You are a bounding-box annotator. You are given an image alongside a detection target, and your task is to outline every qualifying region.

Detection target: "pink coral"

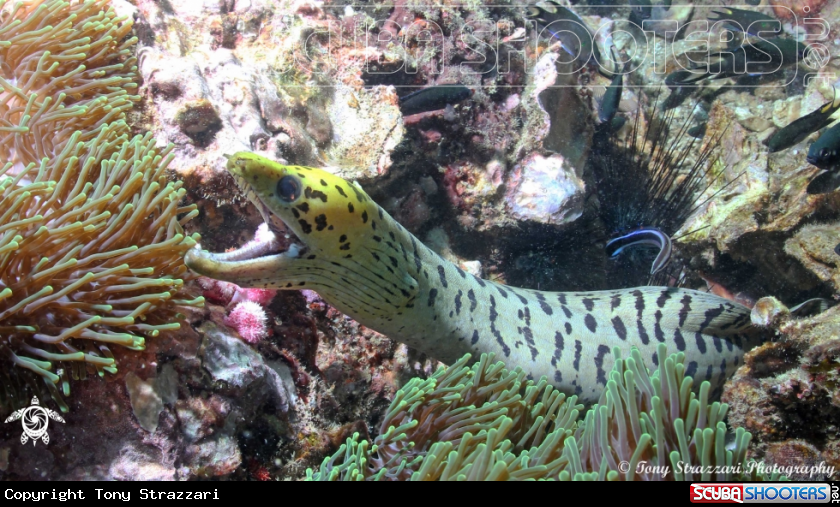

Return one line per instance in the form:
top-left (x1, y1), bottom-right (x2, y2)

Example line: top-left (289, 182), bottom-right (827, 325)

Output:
top-left (224, 301), bottom-right (269, 343)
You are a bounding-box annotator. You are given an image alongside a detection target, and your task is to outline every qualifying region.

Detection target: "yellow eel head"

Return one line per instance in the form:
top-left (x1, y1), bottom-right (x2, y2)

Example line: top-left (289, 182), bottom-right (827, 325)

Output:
top-left (185, 152), bottom-right (418, 311)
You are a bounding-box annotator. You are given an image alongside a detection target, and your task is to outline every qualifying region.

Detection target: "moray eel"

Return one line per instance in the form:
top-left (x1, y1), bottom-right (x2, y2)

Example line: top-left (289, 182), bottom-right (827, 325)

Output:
top-left (185, 153), bottom-right (761, 403)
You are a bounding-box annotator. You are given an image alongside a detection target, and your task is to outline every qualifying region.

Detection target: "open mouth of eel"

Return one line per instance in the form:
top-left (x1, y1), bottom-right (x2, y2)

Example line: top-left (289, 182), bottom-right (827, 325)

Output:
top-left (185, 176), bottom-right (307, 273)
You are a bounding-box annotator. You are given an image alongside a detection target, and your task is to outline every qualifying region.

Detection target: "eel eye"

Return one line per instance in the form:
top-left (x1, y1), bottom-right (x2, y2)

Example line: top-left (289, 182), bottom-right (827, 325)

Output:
top-left (276, 175), bottom-right (301, 202)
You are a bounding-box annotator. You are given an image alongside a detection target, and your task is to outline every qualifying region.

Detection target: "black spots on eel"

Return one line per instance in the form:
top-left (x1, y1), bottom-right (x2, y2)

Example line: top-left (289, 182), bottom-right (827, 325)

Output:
top-left (335, 185), bottom-right (348, 198)
top-left (594, 345), bottom-right (611, 386)
top-left (471, 330), bottom-right (479, 345)
top-left (632, 289), bottom-right (645, 317)
top-left (535, 292), bottom-right (552, 316)
top-left (565, 322), bottom-right (572, 335)
top-left (582, 298), bottom-right (595, 311)
top-left (489, 295), bottom-right (498, 322)
top-left (552, 331), bottom-right (564, 367)
top-left (298, 219), bottom-right (313, 234)
top-left (573, 340), bottom-right (582, 371)
top-left (611, 316), bottom-right (627, 340)
top-left (654, 310), bottom-right (665, 342)
top-left (361, 210), bottom-right (368, 223)
top-left (454, 290), bottom-right (463, 315)
top-left (428, 288), bottom-right (438, 307)
top-left (314, 214), bottom-right (328, 231)
top-left (473, 274), bottom-right (486, 288)
top-left (296, 202), bottom-right (310, 213)
top-left (490, 304), bottom-right (510, 357)
top-left (339, 234), bottom-right (347, 243)
top-left (694, 333), bottom-right (706, 354)
top-left (523, 327), bottom-right (538, 361)
top-left (638, 320), bottom-right (650, 345)
top-left (351, 185), bottom-right (366, 203)
top-left (686, 360), bottom-right (698, 380)
top-left (584, 314), bottom-right (598, 333)
top-left (656, 290), bottom-right (672, 308)
top-left (304, 186), bottom-right (328, 202)
top-left (678, 294), bottom-right (693, 327)
top-left (699, 304), bottom-right (725, 333)
top-left (438, 265), bottom-right (448, 288)
top-left (674, 329), bottom-right (686, 351)
top-left (467, 290), bottom-right (477, 312)
top-left (348, 202), bottom-right (355, 213)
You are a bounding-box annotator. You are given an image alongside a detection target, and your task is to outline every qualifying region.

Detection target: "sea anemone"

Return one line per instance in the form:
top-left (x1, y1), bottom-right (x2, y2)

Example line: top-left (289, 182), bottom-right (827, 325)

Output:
top-left (306, 345), bottom-right (781, 481)
top-left (0, 0), bottom-right (139, 165)
top-left (0, 0), bottom-right (202, 414)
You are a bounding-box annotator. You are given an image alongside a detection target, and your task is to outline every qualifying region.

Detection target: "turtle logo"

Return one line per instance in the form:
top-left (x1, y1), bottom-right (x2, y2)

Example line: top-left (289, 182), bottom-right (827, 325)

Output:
top-left (4, 397), bottom-right (65, 446)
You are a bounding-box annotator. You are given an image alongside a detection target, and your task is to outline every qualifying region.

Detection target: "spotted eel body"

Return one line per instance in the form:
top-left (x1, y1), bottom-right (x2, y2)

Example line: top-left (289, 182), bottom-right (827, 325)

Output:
top-left (185, 153), bottom-right (761, 403)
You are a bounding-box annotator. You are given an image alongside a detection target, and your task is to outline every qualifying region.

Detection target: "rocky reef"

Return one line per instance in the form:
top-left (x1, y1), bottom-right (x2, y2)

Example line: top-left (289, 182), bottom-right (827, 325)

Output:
top-left (2, 0), bottom-right (840, 482)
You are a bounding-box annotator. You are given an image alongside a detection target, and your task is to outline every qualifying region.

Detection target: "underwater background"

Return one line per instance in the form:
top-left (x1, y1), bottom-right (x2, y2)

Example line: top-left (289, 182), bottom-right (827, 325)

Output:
top-left (0, 0), bottom-right (839, 481)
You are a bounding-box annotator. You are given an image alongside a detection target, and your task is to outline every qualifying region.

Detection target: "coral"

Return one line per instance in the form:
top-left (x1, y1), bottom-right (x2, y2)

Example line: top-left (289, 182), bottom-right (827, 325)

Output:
top-left (307, 345), bottom-right (779, 481)
top-left (0, 0), bottom-right (202, 414)
top-left (724, 303), bottom-right (840, 481)
top-left (0, 0), bottom-right (140, 165)
top-left (224, 301), bottom-right (269, 344)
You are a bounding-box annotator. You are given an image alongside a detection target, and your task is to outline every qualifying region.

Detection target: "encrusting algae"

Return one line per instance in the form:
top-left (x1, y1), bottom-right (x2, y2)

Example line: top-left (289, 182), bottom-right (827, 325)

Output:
top-left (0, 0), bottom-right (202, 414)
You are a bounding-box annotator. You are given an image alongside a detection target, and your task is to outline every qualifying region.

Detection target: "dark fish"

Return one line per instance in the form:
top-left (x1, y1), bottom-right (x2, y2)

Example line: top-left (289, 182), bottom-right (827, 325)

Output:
top-left (807, 122), bottom-right (840, 169)
top-left (673, 37), bottom-right (807, 85)
top-left (789, 298), bottom-right (835, 317)
top-left (665, 68), bottom-right (707, 87)
top-left (598, 53), bottom-right (627, 126)
top-left (835, 242), bottom-right (840, 255)
top-left (605, 227), bottom-right (673, 275)
top-left (398, 85), bottom-right (472, 116)
top-left (708, 8), bottom-right (782, 37)
top-left (707, 37), bottom-right (806, 80)
top-left (687, 122), bottom-right (707, 139)
top-left (527, 1), bottom-right (610, 75)
top-left (629, 0), bottom-right (652, 25)
top-left (766, 95), bottom-right (840, 152)
top-left (806, 170), bottom-right (840, 194)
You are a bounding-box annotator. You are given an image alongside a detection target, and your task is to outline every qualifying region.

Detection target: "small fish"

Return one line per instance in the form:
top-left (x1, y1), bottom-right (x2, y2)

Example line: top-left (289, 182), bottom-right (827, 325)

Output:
top-left (835, 242), bottom-right (840, 256)
top-left (398, 85), bottom-right (472, 116)
top-left (597, 51), bottom-right (627, 127)
top-left (527, 1), bottom-right (611, 75)
top-left (789, 298), bottom-right (835, 317)
top-left (687, 122), bottom-right (707, 139)
top-left (629, 0), bottom-right (652, 25)
top-left (702, 37), bottom-right (806, 81)
top-left (766, 94), bottom-right (840, 152)
top-left (708, 8), bottom-right (782, 37)
top-left (665, 68), bottom-right (707, 87)
top-left (807, 122), bottom-right (840, 169)
top-left (605, 227), bottom-right (673, 275)
top-left (806, 170), bottom-right (840, 194)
